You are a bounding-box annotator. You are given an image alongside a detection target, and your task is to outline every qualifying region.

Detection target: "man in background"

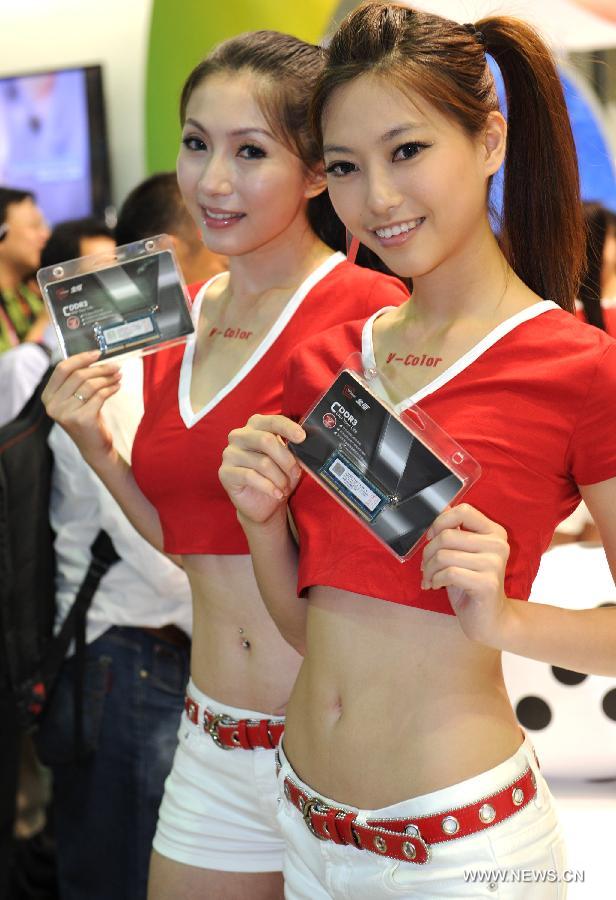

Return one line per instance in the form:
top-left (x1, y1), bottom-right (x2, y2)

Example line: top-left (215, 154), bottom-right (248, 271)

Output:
top-left (33, 174), bottom-right (223, 900)
top-left (114, 171), bottom-right (226, 282)
top-left (0, 188), bottom-right (50, 354)
top-left (40, 217), bottom-right (115, 270)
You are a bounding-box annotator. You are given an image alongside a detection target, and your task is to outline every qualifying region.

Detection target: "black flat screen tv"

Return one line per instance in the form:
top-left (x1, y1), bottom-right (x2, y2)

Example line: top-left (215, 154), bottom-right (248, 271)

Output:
top-left (0, 64), bottom-right (112, 225)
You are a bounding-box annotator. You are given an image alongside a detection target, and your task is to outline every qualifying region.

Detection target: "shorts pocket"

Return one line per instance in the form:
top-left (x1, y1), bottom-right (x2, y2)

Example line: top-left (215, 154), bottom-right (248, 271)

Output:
top-left (34, 654), bottom-right (111, 765)
top-left (381, 837), bottom-right (501, 898)
top-left (485, 800), bottom-right (566, 898)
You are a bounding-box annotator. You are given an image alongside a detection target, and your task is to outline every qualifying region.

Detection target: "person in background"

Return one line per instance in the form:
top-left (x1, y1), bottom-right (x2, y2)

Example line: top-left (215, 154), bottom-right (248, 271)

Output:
top-left (0, 187), bottom-right (50, 354)
top-left (603, 210), bottom-right (616, 299)
top-left (34, 199), bottom-right (197, 900)
top-left (114, 171), bottom-right (227, 283)
top-left (576, 201), bottom-right (616, 336)
top-left (0, 341), bottom-right (56, 900)
top-left (40, 217), bottom-right (115, 270)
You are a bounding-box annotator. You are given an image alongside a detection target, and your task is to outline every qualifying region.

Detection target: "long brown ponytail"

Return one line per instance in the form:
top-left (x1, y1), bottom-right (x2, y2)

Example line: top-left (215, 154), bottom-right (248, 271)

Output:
top-left (478, 16), bottom-right (583, 311)
top-left (311, 2), bottom-right (584, 311)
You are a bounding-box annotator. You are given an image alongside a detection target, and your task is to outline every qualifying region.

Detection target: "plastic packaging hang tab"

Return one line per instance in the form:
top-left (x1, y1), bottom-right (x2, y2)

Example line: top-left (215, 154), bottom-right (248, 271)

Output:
top-left (288, 352), bottom-right (481, 562)
top-left (37, 233), bottom-right (194, 361)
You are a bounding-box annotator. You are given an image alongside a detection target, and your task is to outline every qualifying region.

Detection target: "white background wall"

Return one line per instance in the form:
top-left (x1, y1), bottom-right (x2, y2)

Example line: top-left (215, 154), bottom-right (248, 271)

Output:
top-left (0, 0), bottom-right (153, 211)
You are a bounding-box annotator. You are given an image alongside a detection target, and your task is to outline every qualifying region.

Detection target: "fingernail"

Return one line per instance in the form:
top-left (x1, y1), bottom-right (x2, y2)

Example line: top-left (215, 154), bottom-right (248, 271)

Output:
top-left (426, 527), bottom-right (434, 540)
top-left (292, 466), bottom-right (301, 480)
top-left (274, 489), bottom-right (284, 500)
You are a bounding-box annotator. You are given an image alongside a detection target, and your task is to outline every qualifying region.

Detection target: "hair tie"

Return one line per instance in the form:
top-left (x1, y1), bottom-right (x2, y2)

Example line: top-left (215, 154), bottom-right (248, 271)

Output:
top-left (463, 22), bottom-right (486, 46)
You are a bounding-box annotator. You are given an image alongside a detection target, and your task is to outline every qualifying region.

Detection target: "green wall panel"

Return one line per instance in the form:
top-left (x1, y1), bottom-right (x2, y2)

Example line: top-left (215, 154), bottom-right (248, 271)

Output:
top-left (146, 0), bottom-right (337, 173)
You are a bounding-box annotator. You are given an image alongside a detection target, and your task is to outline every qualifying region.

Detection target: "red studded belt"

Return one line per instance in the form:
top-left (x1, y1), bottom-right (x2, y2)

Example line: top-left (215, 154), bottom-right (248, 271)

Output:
top-left (283, 766), bottom-right (537, 864)
top-left (184, 695), bottom-right (284, 750)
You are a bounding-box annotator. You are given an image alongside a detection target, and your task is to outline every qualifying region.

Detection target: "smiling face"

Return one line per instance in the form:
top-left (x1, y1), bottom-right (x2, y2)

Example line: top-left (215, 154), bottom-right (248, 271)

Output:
top-left (322, 74), bottom-right (504, 280)
top-left (177, 71), bottom-right (322, 261)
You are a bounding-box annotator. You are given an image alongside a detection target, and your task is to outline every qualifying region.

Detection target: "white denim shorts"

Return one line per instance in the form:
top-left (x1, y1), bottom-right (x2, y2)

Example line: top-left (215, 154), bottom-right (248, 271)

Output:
top-left (276, 736), bottom-right (568, 899)
top-left (152, 679), bottom-right (284, 872)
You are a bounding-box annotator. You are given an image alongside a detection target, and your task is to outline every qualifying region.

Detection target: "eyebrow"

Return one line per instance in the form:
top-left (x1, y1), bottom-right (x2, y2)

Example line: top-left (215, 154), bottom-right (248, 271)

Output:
top-left (323, 123), bottom-right (422, 155)
top-left (183, 118), bottom-right (274, 139)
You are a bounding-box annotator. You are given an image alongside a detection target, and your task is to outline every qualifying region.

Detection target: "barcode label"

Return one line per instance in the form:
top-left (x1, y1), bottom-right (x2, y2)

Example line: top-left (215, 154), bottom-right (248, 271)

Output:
top-left (327, 457), bottom-right (381, 512)
top-left (103, 317), bottom-right (154, 345)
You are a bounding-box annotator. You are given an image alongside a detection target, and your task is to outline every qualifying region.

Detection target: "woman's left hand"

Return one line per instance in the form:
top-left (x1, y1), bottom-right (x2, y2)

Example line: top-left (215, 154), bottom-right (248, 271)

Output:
top-left (421, 503), bottom-right (513, 646)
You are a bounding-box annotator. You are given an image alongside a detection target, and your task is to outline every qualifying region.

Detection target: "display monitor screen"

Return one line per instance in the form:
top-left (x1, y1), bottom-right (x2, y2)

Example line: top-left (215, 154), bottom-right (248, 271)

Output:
top-left (0, 65), bottom-right (111, 225)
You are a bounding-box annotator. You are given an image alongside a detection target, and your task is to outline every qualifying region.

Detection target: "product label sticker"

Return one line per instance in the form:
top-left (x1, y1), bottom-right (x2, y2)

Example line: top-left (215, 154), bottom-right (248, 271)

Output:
top-left (97, 313), bottom-right (159, 352)
top-left (319, 451), bottom-right (390, 521)
top-left (290, 369), bottom-right (465, 559)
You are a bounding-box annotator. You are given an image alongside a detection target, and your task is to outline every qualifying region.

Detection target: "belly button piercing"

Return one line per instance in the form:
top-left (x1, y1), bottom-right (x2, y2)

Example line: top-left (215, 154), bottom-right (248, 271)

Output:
top-left (239, 627), bottom-right (251, 650)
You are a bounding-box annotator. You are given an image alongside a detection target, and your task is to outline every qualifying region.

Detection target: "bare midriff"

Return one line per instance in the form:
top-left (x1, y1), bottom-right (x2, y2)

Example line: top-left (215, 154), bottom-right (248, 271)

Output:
top-left (283, 585), bottom-right (522, 809)
top-left (182, 553), bottom-right (301, 716)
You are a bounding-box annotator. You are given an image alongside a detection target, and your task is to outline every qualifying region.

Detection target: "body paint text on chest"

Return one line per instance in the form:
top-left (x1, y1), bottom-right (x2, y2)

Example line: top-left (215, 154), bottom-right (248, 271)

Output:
top-left (209, 326), bottom-right (254, 340)
top-left (385, 352), bottom-right (443, 368)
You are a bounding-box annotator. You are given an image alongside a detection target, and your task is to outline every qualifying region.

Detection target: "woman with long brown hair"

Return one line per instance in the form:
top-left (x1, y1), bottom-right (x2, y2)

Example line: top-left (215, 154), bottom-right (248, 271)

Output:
top-left (221, 4), bottom-right (616, 896)
top-left (41, 29), bottom-right (406, 900)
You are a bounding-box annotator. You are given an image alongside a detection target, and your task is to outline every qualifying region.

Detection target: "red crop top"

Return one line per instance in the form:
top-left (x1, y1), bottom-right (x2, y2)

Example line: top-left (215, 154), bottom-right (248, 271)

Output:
top-left (131, 253), bottom-right (408, 554)
top-left (284, 303), bottom-right (616, 615)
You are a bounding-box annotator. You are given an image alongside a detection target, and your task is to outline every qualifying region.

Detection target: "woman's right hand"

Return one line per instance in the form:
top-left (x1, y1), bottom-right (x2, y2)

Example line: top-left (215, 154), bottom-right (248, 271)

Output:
top-left (220, 414), bottom-right (305, 525)
top-left (41, 350), bottom-right (122, 464)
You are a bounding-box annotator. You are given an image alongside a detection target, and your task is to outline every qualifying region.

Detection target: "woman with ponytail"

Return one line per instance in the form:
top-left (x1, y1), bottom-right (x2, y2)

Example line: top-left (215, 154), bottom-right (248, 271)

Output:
top-left (221, 4), bottom-right (616, 896)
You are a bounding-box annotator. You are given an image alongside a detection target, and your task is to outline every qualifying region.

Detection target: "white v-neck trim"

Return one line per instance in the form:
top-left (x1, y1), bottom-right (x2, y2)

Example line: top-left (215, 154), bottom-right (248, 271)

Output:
top-left (179, 252), bottom-right (346, 428)
top-left (361, 300), bottom-right (560, 412)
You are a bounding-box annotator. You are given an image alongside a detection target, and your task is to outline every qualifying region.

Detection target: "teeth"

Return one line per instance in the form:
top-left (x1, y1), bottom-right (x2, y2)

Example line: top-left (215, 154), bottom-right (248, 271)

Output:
top-left (205, 209), bottom-right (243, 220)
top-left (375, 218), bottom-right (422, 239)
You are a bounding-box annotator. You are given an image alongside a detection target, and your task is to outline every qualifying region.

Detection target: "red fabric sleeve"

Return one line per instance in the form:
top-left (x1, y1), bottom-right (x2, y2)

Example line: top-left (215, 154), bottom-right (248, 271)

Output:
top-left (567, 341), bottom-right (616, 485)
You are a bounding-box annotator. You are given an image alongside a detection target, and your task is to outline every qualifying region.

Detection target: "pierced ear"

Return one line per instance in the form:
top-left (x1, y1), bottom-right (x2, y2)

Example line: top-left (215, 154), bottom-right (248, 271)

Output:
top-left (304, 163), bottom-right (328, 200)
top-left (483, 110), bottom-right (507, 177)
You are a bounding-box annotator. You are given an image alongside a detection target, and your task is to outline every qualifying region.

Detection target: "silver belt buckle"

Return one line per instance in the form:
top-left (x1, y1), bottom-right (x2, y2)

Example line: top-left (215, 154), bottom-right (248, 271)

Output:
top-left (302, 796), bottom-right (329, 840)
top-left (207, 713), bottom-right (237, 749)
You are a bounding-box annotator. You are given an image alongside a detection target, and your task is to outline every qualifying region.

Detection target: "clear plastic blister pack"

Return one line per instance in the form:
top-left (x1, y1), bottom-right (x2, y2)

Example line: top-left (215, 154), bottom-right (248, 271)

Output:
top-left (38, 234), bottom-right (194, 360)
top-left (288, 352), bottom-right (481, 561)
